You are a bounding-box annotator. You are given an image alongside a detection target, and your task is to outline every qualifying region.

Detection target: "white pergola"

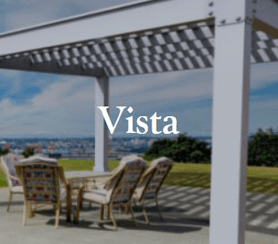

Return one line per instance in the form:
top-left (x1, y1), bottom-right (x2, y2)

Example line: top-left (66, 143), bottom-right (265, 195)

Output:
top-left (0, 0), bottom-right (278, 243)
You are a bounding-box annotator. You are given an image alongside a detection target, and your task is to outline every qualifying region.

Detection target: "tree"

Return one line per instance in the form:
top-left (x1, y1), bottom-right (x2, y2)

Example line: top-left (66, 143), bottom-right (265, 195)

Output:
top-left (22, 146), bottom-right (35, 158)
top-left (146, 127), bottom-right (278, 167)
top-left (248, 129), bottom-right (278, 167)
top-left (145, 134), bottom-right (211, 163)
top-left (0, 143), bottom-right (10, 156)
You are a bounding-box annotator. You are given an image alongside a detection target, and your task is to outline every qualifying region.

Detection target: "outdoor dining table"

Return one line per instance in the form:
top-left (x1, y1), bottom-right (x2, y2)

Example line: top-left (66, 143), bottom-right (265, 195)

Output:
top-left (65, 171), bottom-right (112, 221)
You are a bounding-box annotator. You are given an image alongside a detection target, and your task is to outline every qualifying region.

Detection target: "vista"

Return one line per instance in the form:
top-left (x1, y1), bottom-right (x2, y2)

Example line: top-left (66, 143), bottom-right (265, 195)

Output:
top-left (98, 106), bottom-right (180, 135)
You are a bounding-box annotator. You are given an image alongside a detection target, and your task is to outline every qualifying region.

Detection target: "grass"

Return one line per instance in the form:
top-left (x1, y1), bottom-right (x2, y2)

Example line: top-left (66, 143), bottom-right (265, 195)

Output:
top-left (164, 163), bottom-right (278, 193)
top-left (1, 159), bottom-right (278, 193)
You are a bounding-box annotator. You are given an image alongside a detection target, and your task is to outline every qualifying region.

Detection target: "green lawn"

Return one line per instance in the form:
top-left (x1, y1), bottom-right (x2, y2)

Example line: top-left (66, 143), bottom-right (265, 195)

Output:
top-left (1, 159), bottom-right (278, 194)
top-left (165, 163), bottom-right (278, 193)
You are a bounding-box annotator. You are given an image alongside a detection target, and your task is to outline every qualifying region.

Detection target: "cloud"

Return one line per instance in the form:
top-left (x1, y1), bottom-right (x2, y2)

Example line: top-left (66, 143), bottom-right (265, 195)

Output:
top-left (249, 96), bottom-right (278, 132)
top-left (179, 106), bottom-right (212, 136)
top-left (112, 69), bottom-right (213, 107)
top-left (0, 76), bottom-right (96, 136)
top-left (0, 0), bottom-right (278, 137)
top-left (0, 70), bottom-right (214, 137)
top-left (250, 95), bottom-right (278, 110)
top-left (0, 61), bottom-right (277, 137)
top-left (250, 62), bottom-right (278, 89)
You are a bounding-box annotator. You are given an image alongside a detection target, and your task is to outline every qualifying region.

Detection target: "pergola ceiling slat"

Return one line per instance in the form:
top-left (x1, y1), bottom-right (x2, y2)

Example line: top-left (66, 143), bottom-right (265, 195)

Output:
top-left (264, 48), bottom-right (278, 62)
top-left (251, 49), bottom-right (264, 63)
top-left (0, 20), bottom-right (277, 77)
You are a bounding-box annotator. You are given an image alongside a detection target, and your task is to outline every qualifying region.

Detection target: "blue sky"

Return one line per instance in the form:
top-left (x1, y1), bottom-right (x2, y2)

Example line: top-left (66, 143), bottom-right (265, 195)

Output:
top-left (0, 0), bottom-right (278, 138)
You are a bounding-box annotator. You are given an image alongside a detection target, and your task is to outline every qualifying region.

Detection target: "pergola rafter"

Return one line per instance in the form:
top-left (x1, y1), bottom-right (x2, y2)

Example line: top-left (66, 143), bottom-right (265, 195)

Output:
top-left (0, 18), bottom-right (278, 77)
top-left (0, 55), bottom-right (106, 77)
top-left (0, 1), bottom-right (277, 244)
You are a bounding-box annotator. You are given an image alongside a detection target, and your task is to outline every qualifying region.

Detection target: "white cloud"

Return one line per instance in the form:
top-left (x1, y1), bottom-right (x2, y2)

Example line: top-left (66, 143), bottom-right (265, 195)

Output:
top-left (1, 0), bottom-right (278, 136)
top-left (0, 62), bottom-right (278, 137)
top-left (0, 76), bottom-right (96, 136)
top-left (249, 96), bottom-right (278, 132)
top-left (0, 70), bottom-right (214, 137)
top-left (250, 62), bottom-right (278, 89)
top-left (112, 69), bottom-right (213, 107)
top-left (250, 95), bottom-right (278, 110)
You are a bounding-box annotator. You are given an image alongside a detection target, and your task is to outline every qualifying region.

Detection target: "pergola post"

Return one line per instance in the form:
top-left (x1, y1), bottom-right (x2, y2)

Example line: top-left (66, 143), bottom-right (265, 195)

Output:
top-left (94, 76), bottom-right (109, 172)
top-left (210, 1), bottom-right (252, 244)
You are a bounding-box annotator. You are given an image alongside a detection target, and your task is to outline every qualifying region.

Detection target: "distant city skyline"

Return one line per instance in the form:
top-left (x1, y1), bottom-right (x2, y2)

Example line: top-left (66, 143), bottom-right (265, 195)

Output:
top-left (0, 137), bottom-right (159, 159)
top-left (0, 0), bottom-right (277, 138)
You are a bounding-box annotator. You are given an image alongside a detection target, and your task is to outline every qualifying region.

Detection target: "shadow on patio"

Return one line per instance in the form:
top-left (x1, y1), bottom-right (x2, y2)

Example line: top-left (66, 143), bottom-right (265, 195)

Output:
top-left (1, 184), bottom-right (278, 238)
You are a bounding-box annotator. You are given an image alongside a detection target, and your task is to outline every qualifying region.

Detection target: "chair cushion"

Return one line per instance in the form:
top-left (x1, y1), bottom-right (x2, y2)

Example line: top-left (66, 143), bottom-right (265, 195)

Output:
top-left (19, 155), bottom-right (58, 165)
top-left (11, 186), bottom-right (23, 193)
top-left (83, 189), bottom-right (109, 204)
top-left (60, 186), bottom-right (67, 201)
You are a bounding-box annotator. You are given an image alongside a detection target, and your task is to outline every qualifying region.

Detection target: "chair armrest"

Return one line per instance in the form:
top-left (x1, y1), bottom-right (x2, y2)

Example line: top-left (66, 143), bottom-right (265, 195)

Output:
top-left (58, 166), bottom-right (68, 186)
top-left (94, 176), bottom-right (111, 188)
top-left (104, 172), bottom-right (119, 186)
top-left (8, 174), bottom-right (20, 181)
top-left (141, 166), bottom-right (154, 179)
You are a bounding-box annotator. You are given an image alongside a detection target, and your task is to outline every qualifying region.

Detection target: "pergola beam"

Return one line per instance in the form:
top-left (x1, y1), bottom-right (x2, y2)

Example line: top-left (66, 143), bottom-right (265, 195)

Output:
top-left (253, 18), bottom-right (278, 39)
top-left (0, 0), bottom-right (211, 57)
top-left (0, 57), bottom-right (105, 77)
top-left (254, 0), bottom-right (278, 36)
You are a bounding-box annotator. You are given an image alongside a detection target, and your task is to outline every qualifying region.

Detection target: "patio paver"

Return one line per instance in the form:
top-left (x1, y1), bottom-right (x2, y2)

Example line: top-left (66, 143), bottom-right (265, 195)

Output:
top-left (0, 186), bottom-right (278, 244)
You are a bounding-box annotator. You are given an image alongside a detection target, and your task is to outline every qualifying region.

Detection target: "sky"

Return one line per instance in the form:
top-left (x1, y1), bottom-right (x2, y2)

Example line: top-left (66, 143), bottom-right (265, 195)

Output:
top-left (0, 0), bottom-right (278, 138)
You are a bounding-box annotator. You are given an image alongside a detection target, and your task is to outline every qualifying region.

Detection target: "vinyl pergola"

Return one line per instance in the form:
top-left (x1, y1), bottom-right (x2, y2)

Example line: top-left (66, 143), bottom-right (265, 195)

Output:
top-left (0, 0), bottom-right (278, 243)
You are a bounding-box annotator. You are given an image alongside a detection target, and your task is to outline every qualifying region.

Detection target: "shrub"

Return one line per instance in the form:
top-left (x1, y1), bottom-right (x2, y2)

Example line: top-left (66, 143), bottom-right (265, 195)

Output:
top-left (0, 148), bottom-right (9, 156)
top-left (0, 144), bottom-right (10, 156)
top-left (190, 150), bottom-right (204, 163)
top-left (22, 146), bottom-right (35, 158)
top-left (145, 134), bottom-right (211, 163)
top-left (248, 128), bottom-right (278, 167)
top-left (146, 127), bottom-right (278, 167)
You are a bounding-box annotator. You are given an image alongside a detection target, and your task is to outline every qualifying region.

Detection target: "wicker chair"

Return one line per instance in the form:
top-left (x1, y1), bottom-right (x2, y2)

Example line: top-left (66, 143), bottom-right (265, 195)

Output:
top-left (132, 157), bottom-right (172, 224)
top-left (15, 162), bottom-right (70, 228)
top-left (75, 156), bottom-right (146, 230)
top-left (0, 153), bottom-right (24, 212)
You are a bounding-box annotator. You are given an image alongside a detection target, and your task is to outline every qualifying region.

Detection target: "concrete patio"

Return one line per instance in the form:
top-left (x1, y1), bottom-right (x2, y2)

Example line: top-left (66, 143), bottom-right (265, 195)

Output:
top-left (1, 185), bottom-right (278, 244)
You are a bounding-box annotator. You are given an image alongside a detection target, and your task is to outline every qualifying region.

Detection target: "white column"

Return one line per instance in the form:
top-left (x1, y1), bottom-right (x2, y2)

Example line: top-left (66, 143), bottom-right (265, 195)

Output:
top-left (209, 2), bottom-right (252, 244)
top-left (94, 76), bottom-right (109, 172)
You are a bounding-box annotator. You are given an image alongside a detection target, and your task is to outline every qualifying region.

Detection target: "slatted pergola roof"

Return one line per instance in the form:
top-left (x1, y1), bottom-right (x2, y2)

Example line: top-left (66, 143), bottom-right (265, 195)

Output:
top-left (0, 20), bottom-right (217, 76)
top-left (0, 1), bottom-right (278, 244)
top-left (0, 0), bottom-right (277, 77)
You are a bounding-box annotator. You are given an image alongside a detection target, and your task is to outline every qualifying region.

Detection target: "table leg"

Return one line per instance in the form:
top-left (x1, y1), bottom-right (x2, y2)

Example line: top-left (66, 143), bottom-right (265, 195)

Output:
top-left (27, 202), bottom-right (33, 218)
top-left (66, 184), bottom-right (72, 222)
top-left (107, 204), bottom-right (110, 220)
top-left (100, 204), bottom-right (104, 220)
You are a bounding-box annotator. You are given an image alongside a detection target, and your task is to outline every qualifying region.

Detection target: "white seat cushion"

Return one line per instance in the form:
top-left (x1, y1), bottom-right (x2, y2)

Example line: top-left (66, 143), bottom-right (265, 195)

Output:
top-left (82, 189), bottom-right (109, 204)
top-left (60, 186), bottom-right (67, 201)
top-left (19, 155), bottom-right (58, 165)
top-left (11, 186), bottom-right (23, 193)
